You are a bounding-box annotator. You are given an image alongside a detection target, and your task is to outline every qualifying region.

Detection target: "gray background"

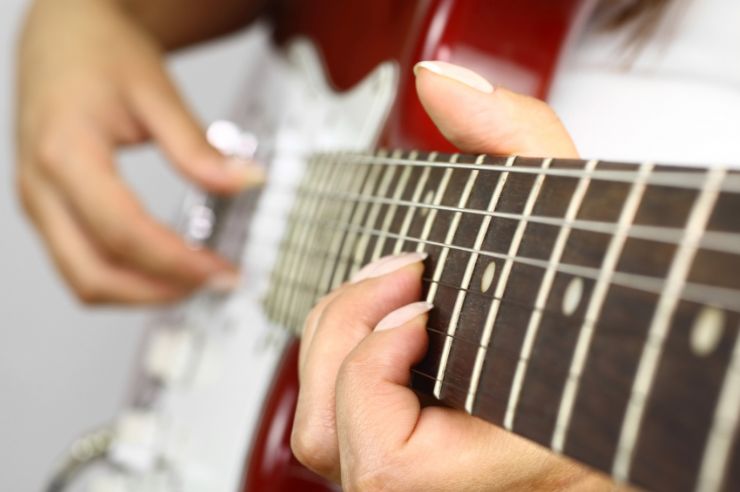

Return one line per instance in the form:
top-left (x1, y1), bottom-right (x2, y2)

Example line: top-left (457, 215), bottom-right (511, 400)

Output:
top-left (0, 2), bottom-right (253, 490)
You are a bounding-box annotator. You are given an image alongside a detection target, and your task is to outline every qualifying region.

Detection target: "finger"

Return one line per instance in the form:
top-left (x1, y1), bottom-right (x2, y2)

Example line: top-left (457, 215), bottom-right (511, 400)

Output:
top-left (414, 61), bottom-right (579, 158)
top-left (127, 66), bottom-right (264, 194)
top-left (19, 170), bottom-right (187, 304)
top-left (335, 305), bottom-right (614, 491)
top-left (299, 288), bottom-right (344, 377)
top-left (299, 251), bottom-right (429, 374)
top-left (35, 127), bottom-right (235, 289)
top-left (334, 302), bottom-right (431, 481)
top-left (291, 253), bottom-right (425, 480)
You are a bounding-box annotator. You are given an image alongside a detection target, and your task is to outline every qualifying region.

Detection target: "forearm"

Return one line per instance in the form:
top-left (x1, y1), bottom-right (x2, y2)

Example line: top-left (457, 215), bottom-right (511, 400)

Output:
top-left (124, 0), bottom-right (270, 50)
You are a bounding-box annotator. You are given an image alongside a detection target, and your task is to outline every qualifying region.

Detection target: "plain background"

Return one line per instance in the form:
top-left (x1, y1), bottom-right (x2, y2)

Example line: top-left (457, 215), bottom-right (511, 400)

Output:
top-left (0, 1), bottom-right (255, 490)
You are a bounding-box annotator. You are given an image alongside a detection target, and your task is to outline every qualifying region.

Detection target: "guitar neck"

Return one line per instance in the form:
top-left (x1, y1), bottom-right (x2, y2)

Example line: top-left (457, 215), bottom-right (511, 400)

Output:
top-left (262, 150), bottom-right (740, 492)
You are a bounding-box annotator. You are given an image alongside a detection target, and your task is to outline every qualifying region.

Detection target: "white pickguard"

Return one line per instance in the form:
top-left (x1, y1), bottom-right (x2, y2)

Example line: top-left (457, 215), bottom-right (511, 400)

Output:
top-left (82, 27), bottom-right (398, 492)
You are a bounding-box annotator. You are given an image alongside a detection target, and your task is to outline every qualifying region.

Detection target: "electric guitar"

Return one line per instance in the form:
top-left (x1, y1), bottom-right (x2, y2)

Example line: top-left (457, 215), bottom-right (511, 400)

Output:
top-left (46, 1), bottom-right (740, 492)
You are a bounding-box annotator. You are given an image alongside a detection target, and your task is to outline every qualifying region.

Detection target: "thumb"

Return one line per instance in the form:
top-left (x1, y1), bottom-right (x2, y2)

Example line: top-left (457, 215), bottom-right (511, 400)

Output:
top-left (128, 68), bottom-right (264, 194)
top-left (414, 61), bottom-right (579, 159)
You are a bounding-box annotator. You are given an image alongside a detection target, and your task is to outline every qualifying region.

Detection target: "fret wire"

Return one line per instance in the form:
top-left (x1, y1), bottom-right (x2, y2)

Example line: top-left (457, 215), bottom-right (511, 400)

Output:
top-left (263, 164), bottom-right (317, 318)
top-left (259, 182), bottom-right (740, 256)
top-left (408, 366), bottom-right (668, 447)
top-left (413, 152), bottom-right (447, 257)
top-left (424, 153), bottom-right (464, 302)
top-left (291, 155), bottom-right (342, 323)
top-left (427, 155), bottom-right (511, 397)
top-left (274, 157), bottom-right (337, 326)
top-left (370, 150), bottom-right (413, 261)
top-left (467, 157), bottom-right (552, 415)
top-left (431, 155), bottom-right (485, 398)
top-left (259, 210), bottom-right (740, 314)
top-left (269, 161), bottom-right (324, 318)
top-left (613, 166), bottom-right (727, 482)
top-left (348, 153), bottom-right (400, 276)
top-left (325, 151), bottom-right (740, 192)
top-left (392, 151), bottom-right (428, 254)
top-left (552, 161), bottom-right (654, 453)
top-left (311, 155), bottom-right (374, 311)
top-left (505, 159), bottom-right (598, 430)
top-left (264, 264), bottom-right (699, 352)
top-left (297, 154), bottom-right (356, 322)
top-left (695, 322), bottom-right (740, 492)
top-left (330, 158), bottom-right (385, 289)
top-left (270, 159), bottom-right (322, 323)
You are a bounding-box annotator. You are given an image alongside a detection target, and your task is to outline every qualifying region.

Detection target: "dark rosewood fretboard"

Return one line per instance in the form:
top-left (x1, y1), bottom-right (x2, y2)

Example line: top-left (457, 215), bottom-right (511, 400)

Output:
top-left (262, 150), bottom-right (740, 492)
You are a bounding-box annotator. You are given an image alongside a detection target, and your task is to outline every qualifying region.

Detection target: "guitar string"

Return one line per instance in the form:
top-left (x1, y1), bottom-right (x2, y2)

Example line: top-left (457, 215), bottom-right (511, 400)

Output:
top-left (264, 265), bottom-right (737, 361)
top-left (405, 365), bottom-right (700, 440)
top-left (263, 269), bottom-right (724, 429)
top-left (245, 177), bottom-right (740, 255)
top-left (315, 151), bottom-right (740, 192)
top-left (242, 209), bottom-right (740, 313)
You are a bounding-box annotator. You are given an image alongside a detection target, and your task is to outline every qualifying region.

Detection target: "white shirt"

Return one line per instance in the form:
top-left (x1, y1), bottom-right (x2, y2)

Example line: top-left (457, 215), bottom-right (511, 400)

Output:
top-left (549, 0), bottom-right (740, 166)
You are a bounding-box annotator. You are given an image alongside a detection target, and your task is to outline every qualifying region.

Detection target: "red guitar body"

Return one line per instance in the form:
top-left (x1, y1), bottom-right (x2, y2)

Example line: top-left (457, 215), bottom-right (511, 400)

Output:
top-left (243, 1), bottom-right (590, 489)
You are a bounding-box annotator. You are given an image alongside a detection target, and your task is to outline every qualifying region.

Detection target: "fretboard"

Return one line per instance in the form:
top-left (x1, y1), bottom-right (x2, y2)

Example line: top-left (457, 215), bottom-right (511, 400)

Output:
top-left (262, 150), bottom-right (740, 492)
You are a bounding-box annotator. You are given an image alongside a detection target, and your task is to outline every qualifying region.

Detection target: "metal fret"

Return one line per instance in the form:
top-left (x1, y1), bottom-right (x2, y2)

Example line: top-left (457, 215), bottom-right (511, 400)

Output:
top-left (268, 202), bottom-right (740, 314)
top-left (416, 153), bottom-right (452, 258)
top-left (504, 159), bottom-right (598, 429)
top-left (263, 182), bottom-right (740, 255)
top-left (696, 323), bottom-right (740, 492)
top-left (466, 158), bottom-right (552, 415)
top-left (314, 158), bottom-right (373, 297)
top-left (370, 150), bottom-right (413, 260)
top-left (612, 166), bottom-right (727, 482)
top-left (330, 157), bottom-right (385, 288)
top-left (551, 161), bottom-right (654, 452)
top-left (275, 157), bottom-right (338, 327)
top-left (265, 160), bottom-right (323, 319)
top-left (350, 152), bottom-right (398, 276)
top-left (431, 155), bottom-right (488, 398)
top-left (296, 157), bottom-right (359, 318)
top-left (393, 154), bottom-right (430, 254)
top-left (335, 152), bottom-right (740, 193)
top-left (293, 155), bottom-right (349, 323)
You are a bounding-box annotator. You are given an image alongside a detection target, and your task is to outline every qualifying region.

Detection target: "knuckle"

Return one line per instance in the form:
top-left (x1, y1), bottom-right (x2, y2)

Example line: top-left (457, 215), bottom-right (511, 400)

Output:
top-left (15, 171), bottom-right (36, 218)
top-left (35, 128), bottom-right (67, 175)
top-left (338, 349), bottom-right (374, 386)
top-left (101, 223), bottom-right (135, 255)
top-left (346, 461), bottom-right (403, 492)
top-left (290, 423), bottom-right (336, 478)
top-left (72, 275), bottom-right (108, 305)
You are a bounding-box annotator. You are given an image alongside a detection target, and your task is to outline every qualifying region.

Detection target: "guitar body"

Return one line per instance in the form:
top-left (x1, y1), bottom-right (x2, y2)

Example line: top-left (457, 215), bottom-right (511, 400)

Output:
top-left (51, 2), bottom-right (740, 492)
top-left (244, 1), bottom-right (588, 490)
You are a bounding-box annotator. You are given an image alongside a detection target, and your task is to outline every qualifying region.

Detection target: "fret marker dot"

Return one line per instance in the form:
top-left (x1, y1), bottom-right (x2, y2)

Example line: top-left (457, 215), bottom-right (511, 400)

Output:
top-left (562, 277), bottom-right (583, 316)
top-left (420, 190), bottom-right (434, 216)
top-left (480, 262), bottom-right (496, 293)
top-left (690, 306), bottom-right (725, 357)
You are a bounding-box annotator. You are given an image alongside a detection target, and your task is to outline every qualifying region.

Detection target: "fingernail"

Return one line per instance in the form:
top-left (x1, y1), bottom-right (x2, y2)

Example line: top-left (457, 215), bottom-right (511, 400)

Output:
top-left (413, 61), bottom-right (494, 94)
top-left (376, 302), bottom-right (433, 331)
top-left (205, 271), bottom-right (241, 292)
top-left (226, 157), bottom-right (266, 188)
top-left (350, 252), bottom-right (428, 284)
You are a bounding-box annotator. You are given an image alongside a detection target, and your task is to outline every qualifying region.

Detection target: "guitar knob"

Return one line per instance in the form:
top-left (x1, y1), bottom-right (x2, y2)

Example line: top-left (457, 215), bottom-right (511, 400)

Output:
top-left (144, 329), bottom-right (195, 384)
top-left (206, 120), bottom-right (258, 159)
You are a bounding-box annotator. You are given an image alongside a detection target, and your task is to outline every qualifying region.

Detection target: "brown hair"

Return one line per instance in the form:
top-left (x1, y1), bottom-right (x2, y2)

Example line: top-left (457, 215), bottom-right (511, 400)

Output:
top-left (604, 0), bottom-right (671, 28)
top-left (595, 0), bottom-right (675, 53)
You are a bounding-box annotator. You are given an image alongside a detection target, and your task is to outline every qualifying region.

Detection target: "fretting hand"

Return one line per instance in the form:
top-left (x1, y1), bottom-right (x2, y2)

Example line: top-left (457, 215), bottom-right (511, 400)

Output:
top-left (292, 61), bottom-right (623, 491)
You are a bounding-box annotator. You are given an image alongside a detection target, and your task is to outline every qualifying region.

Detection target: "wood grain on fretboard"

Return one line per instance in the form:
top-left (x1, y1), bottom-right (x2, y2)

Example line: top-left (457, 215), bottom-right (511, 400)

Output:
top-left (262, 150), bottom-right (740, 492)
